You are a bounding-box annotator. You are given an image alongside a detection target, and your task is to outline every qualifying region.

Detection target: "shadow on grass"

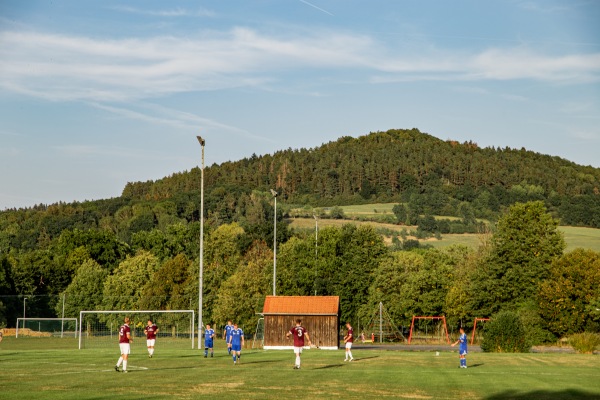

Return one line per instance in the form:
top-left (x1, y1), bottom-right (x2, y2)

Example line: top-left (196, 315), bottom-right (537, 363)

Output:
top-left (468, 363), bottom-right (483, 368)
top-left (485, 390), bottom-right (600, 400)
top-left (355, 356), bottom-right (380, 361)
top-left (240, 359), bottom-right (279, 365)
top-left (313, 364), bottom-right (345, 370)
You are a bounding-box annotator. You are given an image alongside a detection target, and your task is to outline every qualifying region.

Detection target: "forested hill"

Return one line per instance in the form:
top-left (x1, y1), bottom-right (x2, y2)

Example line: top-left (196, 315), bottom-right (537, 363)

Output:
top-left (122, 128), bottom-right (600, 227)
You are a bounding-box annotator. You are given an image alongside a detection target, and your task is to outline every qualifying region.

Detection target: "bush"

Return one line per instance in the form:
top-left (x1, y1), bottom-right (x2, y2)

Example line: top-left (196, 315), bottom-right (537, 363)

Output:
top-left (569, 332), bottom-right (600, 354)
top-left (481, 311), bottom-right (530, 353)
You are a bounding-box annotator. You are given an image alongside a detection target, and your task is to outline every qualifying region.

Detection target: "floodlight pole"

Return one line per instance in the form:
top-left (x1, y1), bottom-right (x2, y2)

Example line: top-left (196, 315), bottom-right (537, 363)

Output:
top-left (270, 189), bottom-right (278, 296)
top-left (313, 214), bottom-right (318, 296)
top-left (196, 135), bottom-right (205, 350)
top-left (23, 297), bottom-right (28, 329)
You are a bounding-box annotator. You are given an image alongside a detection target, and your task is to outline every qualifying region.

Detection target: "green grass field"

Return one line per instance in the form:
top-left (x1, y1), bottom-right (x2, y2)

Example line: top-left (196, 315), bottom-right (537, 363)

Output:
top-left (1, 337), bottom-right (599, 399)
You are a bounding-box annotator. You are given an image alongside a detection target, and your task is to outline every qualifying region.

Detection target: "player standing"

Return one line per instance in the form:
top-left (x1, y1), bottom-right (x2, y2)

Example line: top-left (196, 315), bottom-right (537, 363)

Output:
top-left (228, 323), bottom-right (244, 364)
top-left (343, 321), bottom-right (354, 362)
top-left (285, 319), bottom-right (311, 369)
top-left (204, 324), bottom-right (215, 358)
top-left (451, 326), bottom-right (468, 368)
top-left (224, 320), bottom-right (233, 355)
top-left (115, 317), bottom-right (132, 373)
top-left (144, 319), bottom-right (158, 358)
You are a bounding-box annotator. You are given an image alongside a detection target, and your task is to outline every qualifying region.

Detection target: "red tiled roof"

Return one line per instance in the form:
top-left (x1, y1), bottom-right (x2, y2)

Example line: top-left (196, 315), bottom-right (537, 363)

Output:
top-left (262, 296), bottom-right (339, 315)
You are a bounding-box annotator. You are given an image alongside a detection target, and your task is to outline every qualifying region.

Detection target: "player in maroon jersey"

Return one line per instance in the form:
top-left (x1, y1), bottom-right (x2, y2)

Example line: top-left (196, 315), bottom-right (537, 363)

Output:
top-left (144, 319), bottom-right (159, 358)
top-left (285, 319), bottom-right (311, 369)
top-left (343, 321), bottom-right (354, 362)
top-left (115, 317), bottom-right (133, 373)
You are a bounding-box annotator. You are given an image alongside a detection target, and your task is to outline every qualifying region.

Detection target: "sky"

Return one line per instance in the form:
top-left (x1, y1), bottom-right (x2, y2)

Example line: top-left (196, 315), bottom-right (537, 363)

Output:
top-left (1, 0), bottom-right (599, 210)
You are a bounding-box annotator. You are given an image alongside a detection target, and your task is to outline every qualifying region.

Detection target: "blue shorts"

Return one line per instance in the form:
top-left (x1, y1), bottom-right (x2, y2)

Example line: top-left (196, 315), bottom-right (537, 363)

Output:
top-left (459, 349), bottom-right (468, 356)
top-left (205, 340), bottom-right (213, 348)
top-left (231, 343), bottom-right (241, 352)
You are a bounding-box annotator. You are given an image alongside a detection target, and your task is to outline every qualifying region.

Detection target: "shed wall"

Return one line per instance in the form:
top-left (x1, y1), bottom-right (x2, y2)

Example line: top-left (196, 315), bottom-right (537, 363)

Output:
top-left (264, 315), bottom-right (339, 349)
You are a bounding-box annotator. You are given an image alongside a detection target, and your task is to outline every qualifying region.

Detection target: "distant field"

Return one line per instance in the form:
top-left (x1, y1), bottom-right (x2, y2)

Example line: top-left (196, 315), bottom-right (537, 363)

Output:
top-left (288, 218), bottom-right (600, 252)
top-left (1, 337), bottom-right (599, 399)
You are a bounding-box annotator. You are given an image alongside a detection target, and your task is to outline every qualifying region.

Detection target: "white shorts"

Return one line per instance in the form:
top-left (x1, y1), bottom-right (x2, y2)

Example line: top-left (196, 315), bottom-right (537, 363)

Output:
top-left (119, 343), bottom-right (130, 355)
top-left (147, 339), bottom-right (156, 347)
top-left (345, 342), bottom-right (353, 350)
top-left (293, 346), bottom-right (303, 354)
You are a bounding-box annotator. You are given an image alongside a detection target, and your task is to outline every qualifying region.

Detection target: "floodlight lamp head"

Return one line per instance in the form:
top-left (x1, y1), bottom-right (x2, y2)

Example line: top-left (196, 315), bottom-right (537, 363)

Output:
top-left (196, 136), bottom-right (205, 146)
top-left (270, 189), bottom-right (278, 197)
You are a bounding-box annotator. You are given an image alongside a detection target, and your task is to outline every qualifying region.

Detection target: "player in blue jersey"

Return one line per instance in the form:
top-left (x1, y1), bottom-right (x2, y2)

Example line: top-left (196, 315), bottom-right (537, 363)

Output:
top-left (451, 326), bottom-right (468, 368)
top-left (204, 324), bottom-right (215, 358)
top-left (224, 320), bottom-right (233, 355)
top-left (228, 323), bottom-right (244, 364)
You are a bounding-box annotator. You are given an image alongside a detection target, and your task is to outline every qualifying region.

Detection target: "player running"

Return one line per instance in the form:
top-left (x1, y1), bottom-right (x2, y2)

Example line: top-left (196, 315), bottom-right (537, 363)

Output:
top-left (451, 326), bottom-right (468, 368)
top-left (224, 320), bottom-right (234, 355)
top-left (144, 319), bottom-right (159, 358)
top-left (286, 319), bottom-right (311, 369)
top-left (204, 324), bottom-right (215, 358)
top-left (343, 321), bottom-right (354, 362)
top-left (115, 317), bottom-right (132, 373)
top-left (228, 323), bottom-right (244, 364)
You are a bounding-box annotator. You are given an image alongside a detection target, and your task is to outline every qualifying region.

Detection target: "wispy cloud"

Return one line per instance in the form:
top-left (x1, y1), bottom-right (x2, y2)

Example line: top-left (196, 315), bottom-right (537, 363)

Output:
top-left (87, 101), bottom-right (272, 143)
top-left (111, 5), bottom-right (215, 18)
top-left (299, 0), bottom-right (334, 16)
top-left (1, 28), bottom-right (599, 103)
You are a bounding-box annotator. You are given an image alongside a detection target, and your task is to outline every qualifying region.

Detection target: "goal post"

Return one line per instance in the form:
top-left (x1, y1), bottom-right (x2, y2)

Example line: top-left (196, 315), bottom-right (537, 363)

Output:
top-left (78, 310), bottom-right (195, 350)
top-left (16, 318), bottom-right (78, 338)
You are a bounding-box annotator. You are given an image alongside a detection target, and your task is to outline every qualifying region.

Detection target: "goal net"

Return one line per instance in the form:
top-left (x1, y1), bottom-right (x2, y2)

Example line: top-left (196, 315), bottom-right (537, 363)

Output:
top-left (78, 310), bottom-right (195, 350)
top-left (16, 318), bottom-right (78, 338)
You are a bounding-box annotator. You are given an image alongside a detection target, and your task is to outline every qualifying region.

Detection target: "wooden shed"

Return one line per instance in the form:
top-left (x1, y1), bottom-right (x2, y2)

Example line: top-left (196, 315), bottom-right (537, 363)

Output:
top-left (262, 295), bottom-right (340, 350)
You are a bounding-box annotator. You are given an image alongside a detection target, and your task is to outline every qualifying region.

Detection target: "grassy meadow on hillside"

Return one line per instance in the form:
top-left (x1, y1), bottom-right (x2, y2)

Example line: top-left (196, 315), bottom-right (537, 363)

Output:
top-left (287, 203), bottom-right (600, 252)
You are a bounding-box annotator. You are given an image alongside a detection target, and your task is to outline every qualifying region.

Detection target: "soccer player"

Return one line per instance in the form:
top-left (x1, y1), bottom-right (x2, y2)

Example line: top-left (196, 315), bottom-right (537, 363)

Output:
top-left (228, 323), bottom-right (244, 364)
top-left (144, 319), bottom-right (158, 358)
top-left (451, 326), bottom-right (468, 368)
top-left (343, 321), bottom-right (354, 362)
top-left (204, 324), bottom-right (215, 358)
top-left (224, 320), bottom-right (234, 355)
top-left (115, 317), bottom-right (132, 373)
top-left (285, 319), bottom-right (311, 369)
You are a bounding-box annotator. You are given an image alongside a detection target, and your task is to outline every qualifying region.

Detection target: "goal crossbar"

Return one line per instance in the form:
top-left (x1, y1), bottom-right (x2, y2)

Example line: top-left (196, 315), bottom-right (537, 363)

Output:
top-left (79, 310), bottom-right (195, 350)
top-left (16, 318), bottom-right (78, 338)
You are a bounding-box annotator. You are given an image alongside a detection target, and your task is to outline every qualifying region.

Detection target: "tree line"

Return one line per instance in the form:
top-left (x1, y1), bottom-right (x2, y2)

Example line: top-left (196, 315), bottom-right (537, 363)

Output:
top-left (1, 200), bottom-right (599, 344)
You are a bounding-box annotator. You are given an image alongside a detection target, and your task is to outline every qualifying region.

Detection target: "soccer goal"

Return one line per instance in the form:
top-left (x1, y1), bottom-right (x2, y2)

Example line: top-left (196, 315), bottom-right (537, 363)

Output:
top-left (470, 317), bottom-right (490, 345)
top-left (78, 310), bottom-right (195, 350)
top-left (16, 318), bottom-right (78, 338)
top-left (407, 316), bottom-right (450, 344)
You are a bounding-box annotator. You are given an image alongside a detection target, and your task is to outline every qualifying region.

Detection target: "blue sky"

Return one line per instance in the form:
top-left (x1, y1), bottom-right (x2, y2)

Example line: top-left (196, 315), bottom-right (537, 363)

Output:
top-left (1, 0), bottom-right (599, 209)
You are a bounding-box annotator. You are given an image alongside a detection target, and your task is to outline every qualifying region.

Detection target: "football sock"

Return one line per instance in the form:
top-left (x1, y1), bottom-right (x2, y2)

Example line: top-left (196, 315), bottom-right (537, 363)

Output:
top-left (204, 348), bottom-right (208, 357)
top-left (150, 348), bottom-right (154, 356)
top-left (117, 357), bottom-right (123, 367)
top-left (123, 360), bottom-right (127, 371)
top-left (296, 355), bottom-right (300, 366)
top-left (348, 351), bottom-right (353, 359)
top-left (233, 355), bottom-right (237, 362)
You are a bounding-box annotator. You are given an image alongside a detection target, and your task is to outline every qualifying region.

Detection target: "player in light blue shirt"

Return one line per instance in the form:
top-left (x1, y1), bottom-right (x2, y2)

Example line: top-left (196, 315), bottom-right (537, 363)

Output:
top-left (228, 323), bottom-right (244, 364)
top-left (224, 320), bottom-right (233, 355)
top-left (204, 324), bottom-right (215, 358)
top-left (451, 326), bottom-right (468, 368)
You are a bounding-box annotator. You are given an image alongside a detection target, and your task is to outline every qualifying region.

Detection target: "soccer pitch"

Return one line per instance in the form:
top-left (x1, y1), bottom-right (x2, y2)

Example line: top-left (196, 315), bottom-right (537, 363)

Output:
top-left (1, 338), bottom-right (599, 399)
